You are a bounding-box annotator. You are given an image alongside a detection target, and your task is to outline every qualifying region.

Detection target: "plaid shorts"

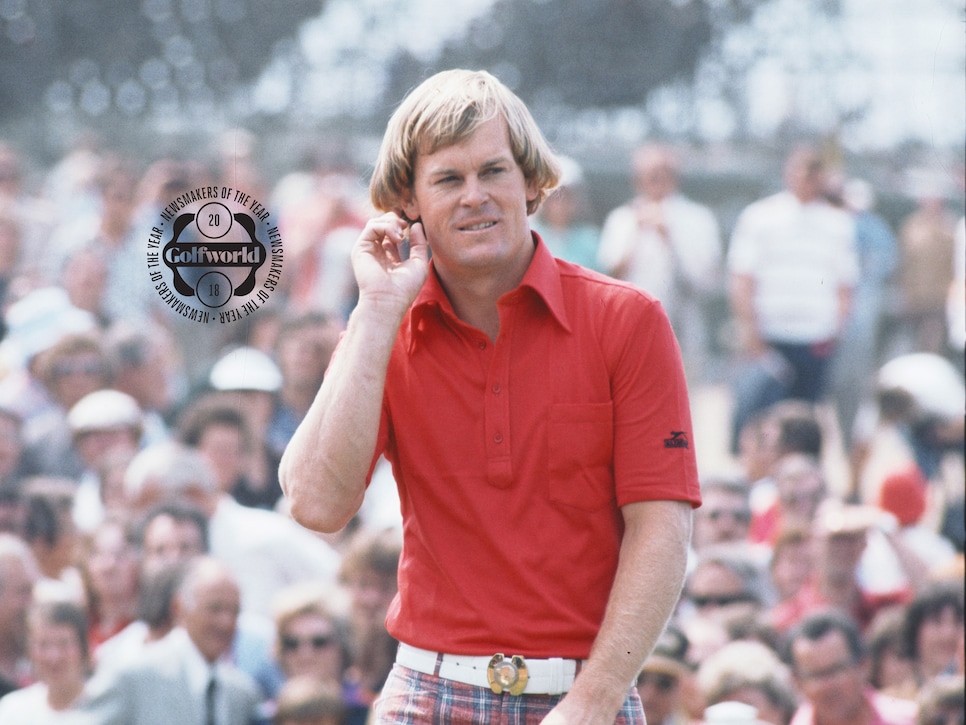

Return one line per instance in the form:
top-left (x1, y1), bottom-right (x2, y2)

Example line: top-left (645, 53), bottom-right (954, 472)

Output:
top-left (371, 664), bottom-right (646, 725)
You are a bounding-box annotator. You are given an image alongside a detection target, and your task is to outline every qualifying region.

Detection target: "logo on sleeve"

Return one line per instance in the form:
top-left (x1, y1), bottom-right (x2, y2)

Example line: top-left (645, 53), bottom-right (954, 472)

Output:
top-left (663, 431), bottom-right (689, 449)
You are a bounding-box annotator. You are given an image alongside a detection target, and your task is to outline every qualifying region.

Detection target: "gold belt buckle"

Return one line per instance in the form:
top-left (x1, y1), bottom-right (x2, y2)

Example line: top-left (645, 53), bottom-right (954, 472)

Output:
top-left (487, 653), bottom-right (528, 696)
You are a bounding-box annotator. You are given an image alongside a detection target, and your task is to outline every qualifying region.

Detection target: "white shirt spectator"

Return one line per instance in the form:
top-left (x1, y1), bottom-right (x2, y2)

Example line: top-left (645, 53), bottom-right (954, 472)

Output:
top-left (728, 191), bottom-right (858, 343)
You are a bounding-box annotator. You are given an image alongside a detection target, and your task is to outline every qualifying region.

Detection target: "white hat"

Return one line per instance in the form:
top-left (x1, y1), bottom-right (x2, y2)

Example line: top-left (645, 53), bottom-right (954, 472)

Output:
top-left (703, 701), bottom-right (765, 725)
top-left (68, 389), bottom-right (142, 434)
top-left (0, 287), bottom-right (98, 369)
top-left (209, 346), bottom-right (282, 392)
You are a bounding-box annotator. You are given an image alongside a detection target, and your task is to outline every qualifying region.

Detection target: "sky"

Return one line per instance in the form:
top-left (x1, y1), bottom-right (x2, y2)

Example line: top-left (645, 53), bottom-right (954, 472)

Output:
top-left (253, 0), bottom-right (964, 157)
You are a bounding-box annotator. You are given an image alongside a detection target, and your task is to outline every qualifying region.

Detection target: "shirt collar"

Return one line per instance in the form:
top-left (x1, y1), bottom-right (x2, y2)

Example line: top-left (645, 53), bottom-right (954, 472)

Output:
top-left (170, 627), bottom-right (220, 697)
top-left (408, 231), bottom-right (571, 349)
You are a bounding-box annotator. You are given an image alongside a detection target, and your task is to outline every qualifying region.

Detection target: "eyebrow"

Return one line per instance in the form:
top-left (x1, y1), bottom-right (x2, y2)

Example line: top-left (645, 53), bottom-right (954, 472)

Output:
top-left (426, 155), bottom-right (511, 180)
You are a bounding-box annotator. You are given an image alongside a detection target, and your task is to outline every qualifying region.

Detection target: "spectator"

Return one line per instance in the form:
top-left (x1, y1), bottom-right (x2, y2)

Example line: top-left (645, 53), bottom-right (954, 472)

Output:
top-left (946, 216), bottom-right (965, 355)
top-left (693, 474), bottom-right (755, 553)
top-left (103, 501), bottom-right (282, 700)
top-left (696, 639), bottom-right (798, 725)
top-left (784, 609), bottom-right (918, 725)
top-left (80, 556), bottom-right (262, 724)
top-left (727, 145), bottom-right (858, 438)
top-left (769, 503), bottom-right (913, 634)
top-left (866, 607), bottom-right (917, 697)
top-left (337, 528), bottom-right (400, 724)
top-left (78, 515), bottom-right (141, 654)
top-left (0, 406), bottom-right (24, 490)
top-left (206, 346), bottom-right (284, 509)
top-left (20, 477), bottom-right (83, 601)
top-left (0, 533), bottom-right (38, 697)
top-left (273, 676), bottom-right (346, 725)
top-left (853, 353), bottom-right (965, 499)
top-left (104, 320), bottom-right (180, 445)
top-left (598, 142), bottom-right (722, 382)
top-left (895, 180), bottom-right (957, 355)
top-left (122, 441), bottom-right (340, 619)
top-left (636, 624), bottom-right (695, 725)
top-left (916, 674), bottom-right (963, 725)
top-left (0, 287), bottom-right (98, 425)
top-left (737, 400), bottom-right (823, 514)
top-left (899, 582), bottom-right (964, 691)
top-left (0, 599), bottom-right (93, 721)
top-left (683, 543), bottom-right (773, 636)
top-left (825, 177), bottom-right (899, 447)
top-left (267, 311), bottom-right (342, 470)
top-left (750, 453), bottom-right (829, 547)
top-left (21, 332), bottom-right (112, 478)
top-left (768, 526), bottom-right (814, 610)
top-left (66, 388), bottom-right (143, 532)
top-left (271, 583), bottom-right (349, 699)
top-left (177, 395), bottom-right (263, 509)
top-left (530, 155), bottom-right (601, 270)
top-left (137, 501), bottom-right (209, 575)
top-left (94, 559), bottom-right (186, 667)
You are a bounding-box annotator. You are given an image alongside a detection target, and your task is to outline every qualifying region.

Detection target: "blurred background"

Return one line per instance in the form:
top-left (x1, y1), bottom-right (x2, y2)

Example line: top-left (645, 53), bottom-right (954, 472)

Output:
top-left (0, 0), bottom-right (963, 473)
top-left (1, 0), bottom-right (962, 205)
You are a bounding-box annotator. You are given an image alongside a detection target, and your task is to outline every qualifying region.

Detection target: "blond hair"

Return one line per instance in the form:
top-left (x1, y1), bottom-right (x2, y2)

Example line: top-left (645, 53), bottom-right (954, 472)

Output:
top-left (369, 69), bottom-right (561, 216)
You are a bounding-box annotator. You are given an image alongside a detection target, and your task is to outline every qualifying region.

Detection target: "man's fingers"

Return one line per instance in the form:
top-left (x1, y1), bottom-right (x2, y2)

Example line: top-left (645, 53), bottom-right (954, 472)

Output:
top-left (408, 222), bottom-right (429, 263)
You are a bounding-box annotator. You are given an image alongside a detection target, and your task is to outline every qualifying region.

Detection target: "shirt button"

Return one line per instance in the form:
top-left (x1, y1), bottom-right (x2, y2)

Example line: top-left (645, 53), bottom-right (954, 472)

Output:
top-left (491, 384), bottom-right (502, 394)
top-left (493, 433), bottom-right (504, 444)
top-left (477, 341), bottom-right (487, 350)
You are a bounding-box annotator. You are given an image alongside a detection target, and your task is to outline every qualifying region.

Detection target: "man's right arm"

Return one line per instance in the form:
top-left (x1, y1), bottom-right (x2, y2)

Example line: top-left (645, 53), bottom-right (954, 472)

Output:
top-left (279, 214), bottom-right (429, 533)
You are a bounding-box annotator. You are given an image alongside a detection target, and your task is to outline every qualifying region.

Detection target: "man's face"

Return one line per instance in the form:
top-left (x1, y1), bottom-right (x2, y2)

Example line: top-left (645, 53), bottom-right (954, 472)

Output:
top-left (180, 573), bottom-right (240, 663)
top-left (686, 562), bottom-right (758, 625)
top-left (792, 630), bottom-right (867, 723)
top-left (0, 558), bottom-right (35, 644)
top-left (142, 514), bottom-right (206, 574)
top-left (403, 116), bottom-right (538, 283)
top-left (637, 668), bottom-right (680, 724)
top-left (694, 488), bottom-right (751, 548)
top-left (0, 415), bottom-right (22, 479)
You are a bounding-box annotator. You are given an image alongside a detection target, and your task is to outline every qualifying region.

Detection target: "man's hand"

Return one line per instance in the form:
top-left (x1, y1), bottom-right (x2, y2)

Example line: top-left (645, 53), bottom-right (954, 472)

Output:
top-left (352, 212), bottom-right (430, 316)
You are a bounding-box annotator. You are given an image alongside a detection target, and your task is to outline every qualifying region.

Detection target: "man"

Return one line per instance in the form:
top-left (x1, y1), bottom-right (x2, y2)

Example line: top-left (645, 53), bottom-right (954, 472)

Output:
top-left (66, 388), bottom-right (143, 531)
top-left (81, 556), bottom-right (262, 724)
top-left (99, 500), bottom-right (282, 703)
top-left (785, 609), bottom-right (917, 725)
top-left (0, 534), bottom-right (37, 698)
top-left (692, 474), bottom-right (754, 552)
top-left (123, 441), bottom-right (340, 619)
top-left (769, 503), bottom-right (913, 634)
top-left (597, 143), bottom-right (722, 381)
top-left (636, 625), bottom-right (694, 725)
top-left (727, 145), bottom-right (858, 433)
top-left (280, 69), bottom-right (700, 724)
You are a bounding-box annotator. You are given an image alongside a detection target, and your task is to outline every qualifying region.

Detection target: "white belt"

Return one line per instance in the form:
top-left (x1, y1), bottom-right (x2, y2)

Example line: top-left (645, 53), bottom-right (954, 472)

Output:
top-left (396, 643), bottom-right (582, 695)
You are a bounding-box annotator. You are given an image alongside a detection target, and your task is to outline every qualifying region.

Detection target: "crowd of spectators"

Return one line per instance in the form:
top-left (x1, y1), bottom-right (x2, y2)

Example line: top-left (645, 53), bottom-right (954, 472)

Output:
top-left (0, 131), bottom-right (961, 725)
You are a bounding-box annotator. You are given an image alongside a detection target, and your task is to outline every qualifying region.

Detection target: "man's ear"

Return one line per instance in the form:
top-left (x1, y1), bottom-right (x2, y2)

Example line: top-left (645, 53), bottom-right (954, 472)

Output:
top-left (171, 591), bottom-right (185, 624)
top-left (399, 189), bottom-right (419, 224)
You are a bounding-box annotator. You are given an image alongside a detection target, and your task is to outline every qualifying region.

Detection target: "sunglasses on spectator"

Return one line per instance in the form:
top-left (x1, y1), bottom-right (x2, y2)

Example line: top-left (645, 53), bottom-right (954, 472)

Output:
top-left (52, 361), bottom-right (106, 377)
top-left (705, 509), bottom-right (751, 523)
top-left (690, 593), bottom-right (757, 609)
top-left (637, 672), bottom-right (678, 692)
top-left (922, 713), bottom-right (964, 725)
top-left (280, 634), bottom-right (335, 652)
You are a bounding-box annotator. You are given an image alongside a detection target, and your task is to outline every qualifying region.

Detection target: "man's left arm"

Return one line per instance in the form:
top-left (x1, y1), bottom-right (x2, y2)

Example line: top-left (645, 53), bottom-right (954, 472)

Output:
top-left (543, 498), bottom-right (693, 724)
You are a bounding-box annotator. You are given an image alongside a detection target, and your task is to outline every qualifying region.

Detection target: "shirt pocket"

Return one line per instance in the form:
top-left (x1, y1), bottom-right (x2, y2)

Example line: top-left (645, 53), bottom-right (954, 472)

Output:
top-left (547, 402), bottom-right (615, 511)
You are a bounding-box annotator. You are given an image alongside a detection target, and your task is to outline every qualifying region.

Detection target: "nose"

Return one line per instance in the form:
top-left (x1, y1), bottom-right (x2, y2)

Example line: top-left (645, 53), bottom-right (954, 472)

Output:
top-left (461, 176), bottom-right (487, 207)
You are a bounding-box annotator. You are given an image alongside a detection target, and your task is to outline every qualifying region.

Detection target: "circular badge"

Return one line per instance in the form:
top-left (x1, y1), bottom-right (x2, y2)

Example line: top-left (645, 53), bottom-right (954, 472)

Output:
top-left (146, 186), bottom-right (283, 325)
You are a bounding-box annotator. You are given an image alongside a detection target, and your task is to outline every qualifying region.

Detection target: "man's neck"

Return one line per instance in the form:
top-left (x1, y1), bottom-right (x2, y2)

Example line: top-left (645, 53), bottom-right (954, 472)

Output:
top-left (435, 245), bottom-right (535, 342)
top-left (814, 695), bottom-right (873, 725)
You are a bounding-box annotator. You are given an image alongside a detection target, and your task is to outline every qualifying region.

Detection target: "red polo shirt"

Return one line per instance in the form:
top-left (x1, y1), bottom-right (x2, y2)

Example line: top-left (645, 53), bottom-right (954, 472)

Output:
top-left (370, 234), bottom-right (701, 658)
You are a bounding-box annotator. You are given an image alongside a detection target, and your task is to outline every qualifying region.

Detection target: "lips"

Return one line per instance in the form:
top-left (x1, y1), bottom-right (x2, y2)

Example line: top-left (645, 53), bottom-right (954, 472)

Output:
top-left (459, 221), bottom-right (497, 231)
